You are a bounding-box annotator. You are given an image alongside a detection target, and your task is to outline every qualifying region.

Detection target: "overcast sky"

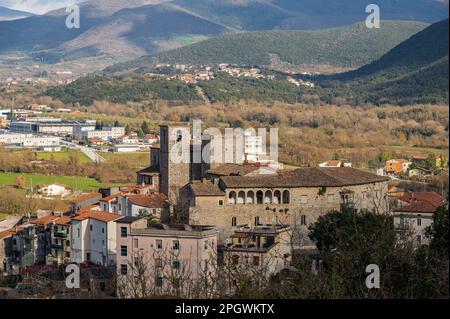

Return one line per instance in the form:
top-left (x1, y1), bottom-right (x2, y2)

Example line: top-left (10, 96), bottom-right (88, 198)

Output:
top-left (0, 0), bottom-right (84, 14)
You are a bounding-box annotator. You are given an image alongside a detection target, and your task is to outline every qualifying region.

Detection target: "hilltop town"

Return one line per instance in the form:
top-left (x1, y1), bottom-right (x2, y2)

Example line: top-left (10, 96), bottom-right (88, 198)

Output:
top-left (0, 121), bottom-right (448, 298)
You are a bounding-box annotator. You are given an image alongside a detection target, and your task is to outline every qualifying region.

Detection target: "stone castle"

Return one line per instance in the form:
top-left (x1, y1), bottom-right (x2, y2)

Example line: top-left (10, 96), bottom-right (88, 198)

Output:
top-left (137, 125), bottom-right (390, 245)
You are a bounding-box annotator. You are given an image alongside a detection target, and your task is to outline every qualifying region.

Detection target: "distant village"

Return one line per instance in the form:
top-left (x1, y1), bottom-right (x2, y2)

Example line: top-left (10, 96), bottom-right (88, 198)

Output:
top-left (0, 107), bottom-right (159, 158)
top-left (140, 63), bottom-right (316, 87)
top-left (0, 121), bottom-right (448, 298)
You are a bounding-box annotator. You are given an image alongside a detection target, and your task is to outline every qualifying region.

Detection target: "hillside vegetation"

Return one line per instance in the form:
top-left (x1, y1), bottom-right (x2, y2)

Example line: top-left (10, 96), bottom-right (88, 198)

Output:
top-left (107, 21), bottom-right (427, 72)
top-left (321, 19), bottom-right (450, 105)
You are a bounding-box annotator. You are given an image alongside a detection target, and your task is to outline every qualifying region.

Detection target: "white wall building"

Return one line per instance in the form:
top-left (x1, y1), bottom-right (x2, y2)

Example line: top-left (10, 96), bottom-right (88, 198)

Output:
top-left (0, 132), bottom-right (60, 147)
top-left (39, 184), bottom-right (70, 197)
top-left (79, 127), bottom-right (125, 141)
top-left (71, 211), bottom-right (122, 266)
top-left (112, 145), bottom-right (143, 153)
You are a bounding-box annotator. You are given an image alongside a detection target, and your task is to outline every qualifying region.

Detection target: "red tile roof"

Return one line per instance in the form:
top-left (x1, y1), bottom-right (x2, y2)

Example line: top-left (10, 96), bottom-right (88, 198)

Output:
top-left (31, 215), bottom-right (59, 225)
top-left (0, 227), bottom-right (24, 239)
top-left (99, 194), bottom-right (120, 202)
top-left (127, 193), bottom-right (168, 208)
top-left (71, 211), bottom-right (123, 223)
top-left (394, 201), bottom-right (441, 214)
top-left (325, 160), bottom-right (342, 166)
top-left (55, 216), bottom-right (72, 225)
top-left (69, 192), bottom-right (101, 204)
top-left (399, 192), bottom-right (444, 207)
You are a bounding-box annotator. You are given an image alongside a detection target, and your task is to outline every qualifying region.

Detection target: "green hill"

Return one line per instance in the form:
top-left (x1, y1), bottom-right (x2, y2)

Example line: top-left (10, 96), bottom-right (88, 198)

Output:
top-left (106, 21), bottom-right (428, 73)
top-left (326, 19), bottom-right (449, 105)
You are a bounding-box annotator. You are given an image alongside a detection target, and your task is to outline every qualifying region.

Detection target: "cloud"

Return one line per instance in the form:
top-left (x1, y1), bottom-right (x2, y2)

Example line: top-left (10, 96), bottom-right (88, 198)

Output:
top-left (0, 0), bottom-right (84, 14)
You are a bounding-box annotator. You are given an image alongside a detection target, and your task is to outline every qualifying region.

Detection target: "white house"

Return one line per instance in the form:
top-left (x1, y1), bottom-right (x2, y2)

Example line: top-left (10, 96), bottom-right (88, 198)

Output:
top-left (71, 211), bottom-right (122, 266)
top-left (112, 145), bottom-right (143, 153)
top-left (142, 134), bottom-right (159, 145)
top-left (39, 184), bottom-right (70, 197)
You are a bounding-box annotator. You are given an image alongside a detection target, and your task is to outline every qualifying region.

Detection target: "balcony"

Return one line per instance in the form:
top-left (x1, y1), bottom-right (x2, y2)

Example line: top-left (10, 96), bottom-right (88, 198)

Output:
top-left (54, 232), bottom-right (68, 238)
top-left (51, 244), bottom-right (63, 250)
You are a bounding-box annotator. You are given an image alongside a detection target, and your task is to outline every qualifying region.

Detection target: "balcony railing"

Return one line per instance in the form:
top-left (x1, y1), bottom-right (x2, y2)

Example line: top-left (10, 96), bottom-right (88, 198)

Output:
top-left (54, 232), bottom-right (68, 238)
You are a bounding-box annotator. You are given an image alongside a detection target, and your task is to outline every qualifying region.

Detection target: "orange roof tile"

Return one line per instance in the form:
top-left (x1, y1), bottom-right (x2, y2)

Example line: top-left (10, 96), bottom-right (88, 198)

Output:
top-left (55, 216), bottom-right (72, 225)
top-left (99, 194), bottom-right (120, 202)
top-left (69, 192), bottom-right (101, 204)
top-left (126, 193), bottom-right (168, 208)
top-left (72, 211), bottom-right (123, 223)
top-left (31, 215), bottom-right (59, 225)
top-left (0, 227), bottom-right (24, 239)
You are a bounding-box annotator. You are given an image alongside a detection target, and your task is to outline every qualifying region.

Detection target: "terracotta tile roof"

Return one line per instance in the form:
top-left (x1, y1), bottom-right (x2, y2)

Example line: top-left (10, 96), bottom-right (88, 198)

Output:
top-left (207, 163), bottom-right (261, 177)
top-left (143, 134), bottom-right (158, 139)
top-left (69, 192), bottom-right (102, 204)
top-left (411, 154), bottom-right (429, 160)
top-left (399, 192), bottom-right (444, 207)
top-left (127, 193), bottom-right (168, 208)
top-left (221, 167), bottom-right (389, 189)
top-left (190, 181), bottom-right (225, 196)
top-left (99, 194), bottom-right (120, 202)
top-left (394, 201), bottom-right (441, 214)
top-left (55, 216), bottom-right (72, 225)
top-left (324, 160), bottom-right (342, 166)
top-left (0, 227), bottom-right (24, 239)
top-left (72, 211), bottom-right (123, 223)
top-left (79, 204), bottom-right (101, 213)
top-left (31, 215), bottom-right (59, 225)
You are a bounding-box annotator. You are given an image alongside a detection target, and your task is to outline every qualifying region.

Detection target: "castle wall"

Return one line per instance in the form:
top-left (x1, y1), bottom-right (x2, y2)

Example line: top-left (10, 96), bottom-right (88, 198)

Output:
top-left (188, 181), bottom-right (389, 245)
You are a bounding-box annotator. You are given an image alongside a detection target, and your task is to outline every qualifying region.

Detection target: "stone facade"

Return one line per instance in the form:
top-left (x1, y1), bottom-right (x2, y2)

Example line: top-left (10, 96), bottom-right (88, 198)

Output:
top-left (187, 181), bottom-right (389, 245)
top-left (138, 125), bottom-right (390, 247)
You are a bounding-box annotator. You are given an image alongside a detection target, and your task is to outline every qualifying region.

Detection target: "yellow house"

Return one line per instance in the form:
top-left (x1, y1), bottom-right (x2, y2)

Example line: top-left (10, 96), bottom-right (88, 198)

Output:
top-left (386, 159), bottom-right (411, 175)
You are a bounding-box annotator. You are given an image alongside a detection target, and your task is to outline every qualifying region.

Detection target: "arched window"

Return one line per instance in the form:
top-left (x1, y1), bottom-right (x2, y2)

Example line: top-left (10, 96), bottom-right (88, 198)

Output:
top-left (237, 191), bottom-right (246, 204)
top-left (228, 191), bottom-right (236, 204)
top-left (417, 214), bottom-right (422, 226)
top-left (282, 190), bottom-right (290, 204)
top-left (231, 217), bottom-right (237, 227)
top-left (264, 191), bottom-right (272, 204)
top-left (274, 191), bottom-right (281, 204)
top-left (246, 191), bottom-right (255, 204)
top-left (256, 191), bottom-right (263, 204)
top-left (301, 215), bottom-right (307, 225)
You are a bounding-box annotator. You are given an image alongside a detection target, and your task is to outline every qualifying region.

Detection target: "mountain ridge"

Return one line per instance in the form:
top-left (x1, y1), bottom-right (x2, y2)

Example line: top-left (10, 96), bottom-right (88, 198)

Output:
top-left (0, 0), bottom-right (447, 62)
top-left (0, 6), bottom-right (34, 21)
top-left (105, 20), bottom-right (428, 73)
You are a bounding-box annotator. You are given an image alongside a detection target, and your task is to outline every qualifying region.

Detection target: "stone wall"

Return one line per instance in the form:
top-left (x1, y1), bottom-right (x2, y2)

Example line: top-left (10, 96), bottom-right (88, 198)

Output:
top-left (188, 181), bottom-right (389, 245)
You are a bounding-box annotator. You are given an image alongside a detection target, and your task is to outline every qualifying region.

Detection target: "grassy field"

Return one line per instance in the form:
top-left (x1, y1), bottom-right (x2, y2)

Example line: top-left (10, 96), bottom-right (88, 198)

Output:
top-left (0, 172), bottom-right (102, 191)
top-left (6, 149), bottom-right (92, 163)
top-left (35, 150), bottom-right (92, 163)
top-left (0, 213), bottom-right (9, 220)
top-left (102, 152), bottom-right (149, 166)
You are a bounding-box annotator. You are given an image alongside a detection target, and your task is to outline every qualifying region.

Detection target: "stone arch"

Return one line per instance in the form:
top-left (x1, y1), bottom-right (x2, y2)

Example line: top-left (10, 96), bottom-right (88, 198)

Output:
top-left (274, 190), bottom-right (281, 204)
top-left (237, 191), bottom-right (246, 204)
top-left (246, 191), bottom-right (255, 204)
top-left (282, 190), bottom-right (290, 204)
top-left (256, 190), bottom-right (264, 204)
top-left (264, 190), bottom-right (272, 204)
top-left (228, 191), bottom-right (236, 204)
